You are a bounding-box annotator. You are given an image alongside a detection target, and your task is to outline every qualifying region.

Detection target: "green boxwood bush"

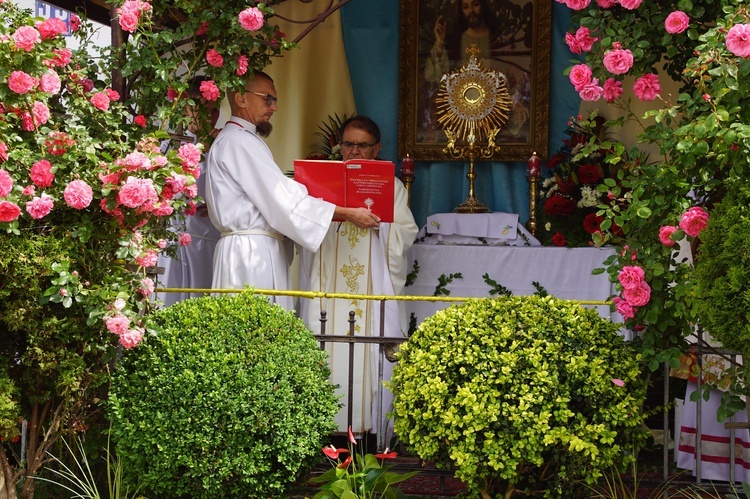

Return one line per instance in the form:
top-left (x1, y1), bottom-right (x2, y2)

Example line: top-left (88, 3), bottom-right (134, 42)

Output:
top-left (389, 295), bottom-right (648, 498)
top-left (694, 180), bottom-right (750, 358)
top-left (108, 291), bottom-right (338, 498)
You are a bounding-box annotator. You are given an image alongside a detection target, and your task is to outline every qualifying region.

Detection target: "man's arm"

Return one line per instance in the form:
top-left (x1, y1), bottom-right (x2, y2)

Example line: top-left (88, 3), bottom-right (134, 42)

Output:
top-left (334, 206), bottom-right (381, 229)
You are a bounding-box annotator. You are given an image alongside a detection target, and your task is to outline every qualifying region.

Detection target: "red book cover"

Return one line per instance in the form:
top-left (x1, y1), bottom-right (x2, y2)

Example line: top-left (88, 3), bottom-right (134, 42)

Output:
top-left (293, 159), bottom-right (395, 222)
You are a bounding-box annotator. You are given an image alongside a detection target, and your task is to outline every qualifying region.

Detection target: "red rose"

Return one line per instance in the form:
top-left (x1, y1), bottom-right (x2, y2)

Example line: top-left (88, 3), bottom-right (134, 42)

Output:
top-left (543, 193), bottom-right (576, 216)
top-left (134, 115), bottom-right (147, 128)
top-left (577, 163), bottom-right (601, 184)
top-left (551, 232), bottom-right (566, 247)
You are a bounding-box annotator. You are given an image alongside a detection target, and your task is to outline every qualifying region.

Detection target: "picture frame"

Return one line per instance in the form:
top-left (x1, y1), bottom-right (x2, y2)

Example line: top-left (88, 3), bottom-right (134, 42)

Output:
top-left (397, 0), bottom-right (552, 162)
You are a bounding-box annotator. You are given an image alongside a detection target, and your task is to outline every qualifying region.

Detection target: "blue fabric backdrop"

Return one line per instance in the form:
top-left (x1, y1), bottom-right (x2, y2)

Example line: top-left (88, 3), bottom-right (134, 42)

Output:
top-left (341, 1), bottom-right (580, 229)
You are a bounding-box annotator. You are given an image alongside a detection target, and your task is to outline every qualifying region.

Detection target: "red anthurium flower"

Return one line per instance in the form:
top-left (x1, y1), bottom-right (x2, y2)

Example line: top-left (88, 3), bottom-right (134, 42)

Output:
top-left (322, 445), bottom-right (348, 460)
top-left (374, 451), bottom-right (398, 460)
top-left (347, 425), bottom-right (357, 445)
top-left (337, 455), bottom-right (352, 469)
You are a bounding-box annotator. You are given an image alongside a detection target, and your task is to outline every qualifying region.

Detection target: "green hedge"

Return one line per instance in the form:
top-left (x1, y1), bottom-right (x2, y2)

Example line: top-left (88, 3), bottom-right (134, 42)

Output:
top-left (108, 291), bottom-right (338, 498)
top-left (389, 295), bottom-right (648, 498)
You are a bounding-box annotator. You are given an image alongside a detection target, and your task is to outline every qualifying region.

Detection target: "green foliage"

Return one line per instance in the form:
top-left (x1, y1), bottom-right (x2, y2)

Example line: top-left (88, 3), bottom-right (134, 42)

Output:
top-left (481, 273), bottom-right (511, 297)
top-left (433, 272), bottom-right (462, 296)
top-left (108, 291), bottom-right (338, 498)
top-left (0, 366), bottom-right (20, 441)
top-left (389, 295), bottom-right (649, 498)
top-left (693, 180), bottom-right (750, 357)
top-left (0, 233), bottom-right (113, 438)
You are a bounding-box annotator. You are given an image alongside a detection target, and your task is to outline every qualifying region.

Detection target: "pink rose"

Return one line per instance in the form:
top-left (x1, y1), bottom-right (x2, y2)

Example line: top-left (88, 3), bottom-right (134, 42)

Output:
top-left (679, 206), bottom-right (709, 238)
top-left (25, 194), bottom-right (54, 219)
top-left (46, 131), bottom-right (74, 156)
top-left (22, 185), bottom-right (35, 197)
top-left (121, 151), bottom-right (151, 171)
top-left (603, 45), bottom-right (634, 74)
top-left (237, 54), bottom-right (249, 76)
top-left (622, 280), bottom-right (651, 307)
top-left (659, 225), bottom-right (678, 246)
top-left (574, 26), bottom-right (597, 52)
top-left (185, 184), bottom-right (198, 198)
top-left (612, 296), bottom-right (636, 320)
top-left (177, 142), bottom-right (201, 168)
top-left (69, 14), bottom-right (81, 32)
top-left (565, 0), bottom-right (591, 10)
top-left (565, 32), bottom-right (584, 54)
top-left (238, 7), bottom-right (264, 31)
top-left (12, 26), bottom-right (41, 51)
top-left (106, 313), bottom-right (130, 335)
top-left (138, 277), bottom-right (155, 297)
top-left (199, 80), bottom-right (220, 101)
top-left (618, 265), bottom-right (645, 290)
top-left (32, 101), bottom-right (50, 126)
top-left (196, 21), bottom-right (209, 35)
top-left (40, 71), bottom-right (62, 94)
top-left (596, 0), bottom-right (616, 6)
top-left (63, 180), bottom-right (94, 209)
top-left (21, 112), bottom-right (35, 132)
top-left (0, 143), bottom-right (7, 162)
top-left (119, 328), bottom-right (144, 348)
top-left (8, 71), bottom-right (36, 94)
top-left (665, 11), bottom-right (689, 34)
top-left (0, 201), bottom-right (22, 222)
top-left (568, 63), bottom-right (593, 92)
top-left (0, 169), bottom-right (13, 197)
top-left (602, 78), bottom-right (623, 102)
top-left (167, 173), bottom-right (187, 193)
top-left (106, 88), bottom-right (121, 101)
top-left (618, 0), bottom-right (642, 9)
top-left (184, 201), bottom-right (197, 216)
top-left (91, 92), bottom-right (111, 111)
top-left (206, 49), bottom-right (224, 67)
top-left (118, 10), bottom-right (140, 32)
top-left (118, 177), bottom-right (158, 208)
top-left (30, 160), bottom-right (55, 188)
top-left (51, 48), bottom-right (72, 67)
top-left (579, 78), bottom-right (603, 101)
top-left (36, 18), bottom-right (68, 39)
top-left (726, 24), bottom-right (750, 58)
top-left (135, 249), bottom-right (158, 267)
top-left (179, 232), bottom-right (192, 246)
top-left (632, 73), bottom-right (661, 101)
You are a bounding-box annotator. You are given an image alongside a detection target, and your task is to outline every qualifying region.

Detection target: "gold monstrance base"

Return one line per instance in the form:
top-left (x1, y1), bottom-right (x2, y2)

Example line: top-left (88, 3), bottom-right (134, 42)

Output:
top-left (454, 155), bottom-right (488, 213)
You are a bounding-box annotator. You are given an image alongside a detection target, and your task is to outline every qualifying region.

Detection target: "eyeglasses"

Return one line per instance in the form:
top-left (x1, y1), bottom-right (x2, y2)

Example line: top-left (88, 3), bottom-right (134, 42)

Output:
top-left (340, 141), bottom-right (376, 150)
top-left (249, 91), bottom-right (278, 107)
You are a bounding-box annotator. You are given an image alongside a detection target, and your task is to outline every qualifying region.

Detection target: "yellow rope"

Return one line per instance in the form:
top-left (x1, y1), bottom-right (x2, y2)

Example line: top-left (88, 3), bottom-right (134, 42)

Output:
top-left (156, 287), bottom-right (612, 306)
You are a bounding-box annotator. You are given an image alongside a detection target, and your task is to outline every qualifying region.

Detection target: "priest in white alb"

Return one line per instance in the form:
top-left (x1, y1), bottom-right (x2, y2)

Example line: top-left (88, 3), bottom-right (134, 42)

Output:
top-left (205, 72), bottom-right (380, 310)
top-left (299, 116), bottom-right (419, 441)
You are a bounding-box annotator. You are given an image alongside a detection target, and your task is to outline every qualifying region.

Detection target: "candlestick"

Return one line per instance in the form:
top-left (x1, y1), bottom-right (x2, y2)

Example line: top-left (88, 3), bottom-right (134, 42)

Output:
top-left (401, 154), bottom-right (414, 178)
top-left (528, 151), bottom-right (541, 176)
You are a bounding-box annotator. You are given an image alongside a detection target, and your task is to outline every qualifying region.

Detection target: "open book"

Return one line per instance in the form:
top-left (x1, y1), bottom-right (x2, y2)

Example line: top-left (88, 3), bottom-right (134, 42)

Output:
top-left (293, 159), bottom-right (395, 222)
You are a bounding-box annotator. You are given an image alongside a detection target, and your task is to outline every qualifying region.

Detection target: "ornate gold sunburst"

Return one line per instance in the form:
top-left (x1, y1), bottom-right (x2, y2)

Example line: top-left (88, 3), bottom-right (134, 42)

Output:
top-left (435, 51), bottom-right (512, 147)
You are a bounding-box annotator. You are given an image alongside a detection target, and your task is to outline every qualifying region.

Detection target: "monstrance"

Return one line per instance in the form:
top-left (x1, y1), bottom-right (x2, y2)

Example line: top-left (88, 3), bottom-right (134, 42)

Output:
top-left (435, 46), bottom-right (511, 213)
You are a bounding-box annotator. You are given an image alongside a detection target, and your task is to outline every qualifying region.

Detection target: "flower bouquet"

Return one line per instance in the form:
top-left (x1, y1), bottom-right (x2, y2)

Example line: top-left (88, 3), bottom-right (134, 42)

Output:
top-left (537, 112), bottom-right (641, 247)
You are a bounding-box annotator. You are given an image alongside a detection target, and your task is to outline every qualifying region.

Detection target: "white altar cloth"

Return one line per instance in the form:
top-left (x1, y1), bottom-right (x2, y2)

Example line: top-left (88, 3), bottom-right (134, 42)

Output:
top-left (404, 244), bottom-right (620, 325)
top-left (416, 212), bottom-right (540, 246)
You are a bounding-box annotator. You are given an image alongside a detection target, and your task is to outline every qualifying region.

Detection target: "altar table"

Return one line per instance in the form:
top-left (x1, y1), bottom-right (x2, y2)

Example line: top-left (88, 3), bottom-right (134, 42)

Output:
top-left (404, 244), bottom-right (620, 325)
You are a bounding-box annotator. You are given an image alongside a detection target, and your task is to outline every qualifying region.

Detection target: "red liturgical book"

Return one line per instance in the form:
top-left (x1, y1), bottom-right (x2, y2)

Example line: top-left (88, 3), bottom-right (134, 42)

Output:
top-left (293, 159), bottom-right (395, 222)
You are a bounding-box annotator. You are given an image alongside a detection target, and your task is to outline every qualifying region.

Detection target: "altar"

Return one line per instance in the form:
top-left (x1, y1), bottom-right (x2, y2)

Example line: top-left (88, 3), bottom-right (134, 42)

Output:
top-left (403, 213), bottom-right (620, 326)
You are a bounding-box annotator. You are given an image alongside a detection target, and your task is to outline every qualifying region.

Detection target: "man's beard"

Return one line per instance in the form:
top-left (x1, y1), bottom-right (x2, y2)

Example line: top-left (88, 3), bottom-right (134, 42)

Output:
top-left (256, 121), bottom-right (273, 137)
top-left (466, 13), bottom-right (482, 29)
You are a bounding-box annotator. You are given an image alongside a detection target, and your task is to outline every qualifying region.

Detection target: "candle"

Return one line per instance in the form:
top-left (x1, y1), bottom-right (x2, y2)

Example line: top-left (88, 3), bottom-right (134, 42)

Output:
top-left (528, 152), bottom-right (541, 176)
top-left (401, 154), bottom-right (414, 177)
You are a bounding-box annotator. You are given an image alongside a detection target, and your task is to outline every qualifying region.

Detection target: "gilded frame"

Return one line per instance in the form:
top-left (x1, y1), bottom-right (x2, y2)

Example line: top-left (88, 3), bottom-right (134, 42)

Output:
top-left (397, 0), bottom-right (552, 162)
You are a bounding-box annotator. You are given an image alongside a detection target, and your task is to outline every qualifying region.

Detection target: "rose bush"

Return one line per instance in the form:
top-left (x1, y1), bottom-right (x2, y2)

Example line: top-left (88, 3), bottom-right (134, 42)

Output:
top-left (0, 0), bottom-right (299, 495)
top-left (559, 0), bottom-right (750, 386)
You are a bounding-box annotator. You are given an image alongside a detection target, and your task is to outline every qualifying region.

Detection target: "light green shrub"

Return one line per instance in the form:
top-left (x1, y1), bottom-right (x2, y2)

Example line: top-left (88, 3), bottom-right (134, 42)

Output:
top-left (389, 295), bottom-right (648, 498)
top-left (108, 291), bottom-right (338, 498)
